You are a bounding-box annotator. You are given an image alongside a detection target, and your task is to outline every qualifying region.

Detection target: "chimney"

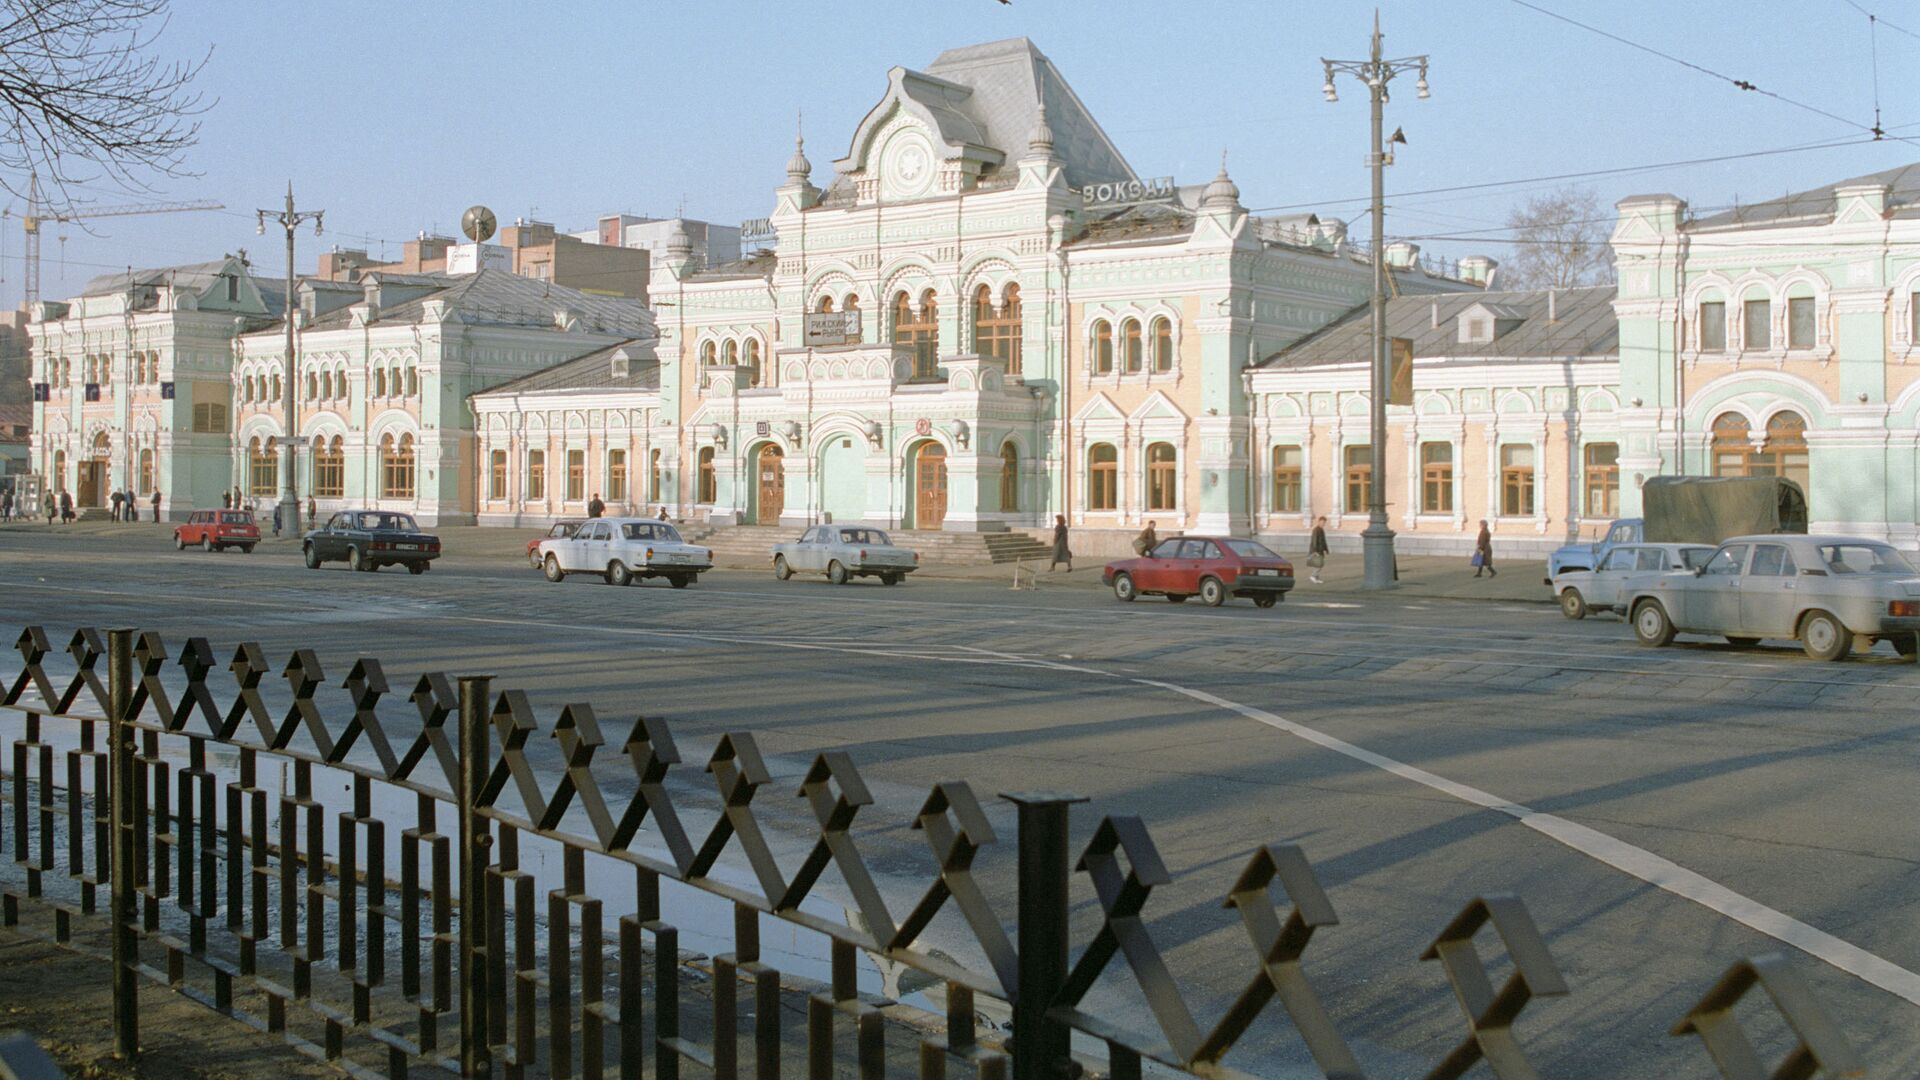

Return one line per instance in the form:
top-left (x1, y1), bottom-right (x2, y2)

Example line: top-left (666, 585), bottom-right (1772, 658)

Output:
top-left (1458, 255), bottom-right (1498, 287)
top-left (1547, 290), bottom-right (1558, 322)
top-left (1431, 300), bottom-right (1439, 328)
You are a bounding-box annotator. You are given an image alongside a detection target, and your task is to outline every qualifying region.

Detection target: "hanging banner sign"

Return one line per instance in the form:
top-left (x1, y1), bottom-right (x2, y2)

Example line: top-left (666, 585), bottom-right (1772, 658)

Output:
top-left (1079, 176), bottom-right (1176, 209)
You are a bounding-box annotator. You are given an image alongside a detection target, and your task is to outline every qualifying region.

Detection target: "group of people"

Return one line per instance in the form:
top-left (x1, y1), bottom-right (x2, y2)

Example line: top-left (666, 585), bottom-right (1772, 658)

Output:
top-left (584, 494), bottom-right (672, 522)
top-left (106, 487), bottom-right (158, 522)
top-left (1040, 512), bottom-right (1499, 582)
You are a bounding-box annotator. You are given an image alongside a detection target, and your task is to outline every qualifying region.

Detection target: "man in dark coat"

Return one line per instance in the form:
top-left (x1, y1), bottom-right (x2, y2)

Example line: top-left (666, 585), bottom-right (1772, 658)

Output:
top-left (109, 488), bottom-right (123, 522)
top-left (59, 490), bottom-right (73, 523)
top-left (1307, 515), bottom-right (1330, 584)
top-left (1133, 520), bottom-right (1158, 556)
top-left (221, 489), bottom-right (231, 509)
top-left (1474, 520), bottom-right (1496, 578)
top-left (151, 490), bottom-right (162, 521)
top-left (587, 493), bottom-right (605, 518)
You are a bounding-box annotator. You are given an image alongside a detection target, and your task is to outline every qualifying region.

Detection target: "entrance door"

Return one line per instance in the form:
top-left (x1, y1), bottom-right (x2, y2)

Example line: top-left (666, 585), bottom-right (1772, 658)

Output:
top-left (78, 461), bottom-right (107, 508)
top-left (914, 441), bottom-right (947, 530)
top-left (756, 444), bottom-right (785, 524)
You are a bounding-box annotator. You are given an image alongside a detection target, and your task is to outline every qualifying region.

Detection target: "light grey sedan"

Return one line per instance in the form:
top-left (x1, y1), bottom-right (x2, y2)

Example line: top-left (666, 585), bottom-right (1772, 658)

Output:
top-left (772, 525), bottom-right (919, 585)
top-left (1552, 543), bottom-right (1714, 619)
top-left (1621, 534), bottom-right (1920, 661)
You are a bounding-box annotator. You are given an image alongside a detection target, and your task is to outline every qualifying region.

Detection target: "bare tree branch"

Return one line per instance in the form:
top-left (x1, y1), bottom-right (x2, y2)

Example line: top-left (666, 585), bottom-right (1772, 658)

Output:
top-left (0, 0), bottom-right (210, 211)
top-left (1499, 185), bottom-right (1615, 290)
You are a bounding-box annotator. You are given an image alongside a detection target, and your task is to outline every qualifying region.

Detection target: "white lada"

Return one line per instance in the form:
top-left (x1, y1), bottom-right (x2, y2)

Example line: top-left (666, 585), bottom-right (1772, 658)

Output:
top-left (538, 517), bottom-right (714, 588)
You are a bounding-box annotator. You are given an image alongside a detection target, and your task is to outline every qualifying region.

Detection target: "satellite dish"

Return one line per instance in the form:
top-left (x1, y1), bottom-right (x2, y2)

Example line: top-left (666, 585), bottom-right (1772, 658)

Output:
top-left (461, 205), bottom-right (497, 243)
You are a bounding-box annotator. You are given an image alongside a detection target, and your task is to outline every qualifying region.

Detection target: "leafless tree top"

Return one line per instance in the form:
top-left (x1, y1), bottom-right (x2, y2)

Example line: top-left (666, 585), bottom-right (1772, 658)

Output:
top-left (1499, 185), bottom-right (1616, 291)
top-left (0, 0), bottom-right (209, 207)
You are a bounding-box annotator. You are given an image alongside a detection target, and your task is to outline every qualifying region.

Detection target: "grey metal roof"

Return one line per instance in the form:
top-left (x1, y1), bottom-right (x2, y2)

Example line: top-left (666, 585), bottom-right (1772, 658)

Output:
top-left (685, 250), bottom-right (778, 282)
top-left (1067, 202), bottom-right (1196, 246)
top-left (473, 340), bottom-right (660, 397)
top-left (81, 258), bottom-right (233, 297)
top-left (1260, 285), bottom-right (1618, 370)
top-left (1686, 161), bottom-right (1920, 229)
top-left (292, 268), bottom-right (651, 336)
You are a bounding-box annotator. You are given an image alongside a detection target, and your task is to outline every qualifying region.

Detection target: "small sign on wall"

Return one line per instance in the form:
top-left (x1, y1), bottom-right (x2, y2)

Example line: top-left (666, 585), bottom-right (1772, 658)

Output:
top-left (914, 417), bottom-right (932, 437)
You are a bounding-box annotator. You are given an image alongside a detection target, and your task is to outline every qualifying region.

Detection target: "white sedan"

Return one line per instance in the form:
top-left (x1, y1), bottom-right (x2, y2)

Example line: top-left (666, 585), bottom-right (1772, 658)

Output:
top-left (537, 517), bottom-right (713, 587)
top-left (771, 525), bottom-right (919, 585)
top-left (1552, 542), bottom-right (1714, 619)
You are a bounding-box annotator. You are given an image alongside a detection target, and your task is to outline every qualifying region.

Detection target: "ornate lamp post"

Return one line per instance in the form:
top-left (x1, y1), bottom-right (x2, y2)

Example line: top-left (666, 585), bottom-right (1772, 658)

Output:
top-left (1323, 15), bottom-right (1429, 590)
top-left (257, 184), bottom-right (323, 537)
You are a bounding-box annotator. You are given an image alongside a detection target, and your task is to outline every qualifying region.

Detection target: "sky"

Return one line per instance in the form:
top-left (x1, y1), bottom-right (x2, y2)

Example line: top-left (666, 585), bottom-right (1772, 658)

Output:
top-left (2, 0), bottom-right (1915, 307)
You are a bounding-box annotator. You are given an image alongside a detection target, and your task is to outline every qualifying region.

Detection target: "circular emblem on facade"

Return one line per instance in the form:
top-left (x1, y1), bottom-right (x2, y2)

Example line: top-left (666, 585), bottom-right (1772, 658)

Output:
top-left (915, 417), bottom-right (932, 437)
top-left (883, 130), bottom-right (936, 199)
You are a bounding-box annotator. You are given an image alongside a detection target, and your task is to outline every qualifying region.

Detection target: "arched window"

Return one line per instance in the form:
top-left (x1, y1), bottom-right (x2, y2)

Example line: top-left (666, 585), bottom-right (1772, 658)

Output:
top-left (138, 449), bottom-right (154, 495)
top-left (389, 366), bottom-right (401, 397)
top-left (1088, 443), bottom-right (1118, 511)
top-left (724, 339), bottom-right (739, 367)
top-left (608, 448), bottom-right (628, 502)
top-left (697, 446), bottom-right (716, 503)
top-left (893, 290), bottom-right (940, 379)
top-left (745, 339), bottom-right (761, 387)
top-left (527, 449), bottom-right (547, 501)
top-left (973, 284), bottom-right (1023, 374)
top-left (1271, 445), bottom-right (1302, 512)
top-left (373, 367), bottom-right (386, 397)
top-left (1421, 443), bottom-right (1454, 513)
top-left (649, 448), bottom-right (662, 502)
top-left (701, 341), bottom-right (717, 366)
top-left (999, 440), bottom-right (1019, 513)
top-left (1698, 295), bottom-right (1727, 352)
top-left (843, 294), bottom-right (862, 343)
top-left (1713, 411), bottom-right (1809, 487)
top-left (1145, 442), bottom-right (1177, 510)
top-left (816, 295), bottom-right (835, 313)
top-left (319, 371), bottom-right (333, 401)
top-left (1123, 319), bottom-right (1144, 373)
top-left (1500, 444), bottom-right (1535, 516)
top-left (248, 436), bottom-right (276, 497)
top-left (306, 372), bottom-right (317, 401)
top-left (405, 367), bottom-right (418, 396)
top-left (1152, 317), bottom-right (1174, 372)
top-left (52, 450), bottom-right (66, 492)
top-left (488, 449), bottom-right (507, 500)
top-left (270, 373), bottom-right (281, 402)
top-left (1092, 320), bottom-right (1114, 374)
top-left (382, 433), bottom-right (416, 499)
top-left (314, 436), bottom-right (345, 497)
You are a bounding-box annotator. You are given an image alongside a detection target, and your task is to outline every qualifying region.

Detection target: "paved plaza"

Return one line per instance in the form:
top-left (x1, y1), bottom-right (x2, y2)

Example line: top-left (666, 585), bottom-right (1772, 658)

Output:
top-left (2, 524), bottom-right (1917, 1077)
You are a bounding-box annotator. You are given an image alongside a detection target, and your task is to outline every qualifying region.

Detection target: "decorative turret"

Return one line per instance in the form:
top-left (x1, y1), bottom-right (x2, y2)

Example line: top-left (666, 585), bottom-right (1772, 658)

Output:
top-left (786, 132), bottom-right (812, 185)
top-left (1201, 151), bottom-right (1241, 211)
top-left (778, 111), bottom-right (821, 212)
top-left (1026, 102), bottom-right (1055, 159)
top-left (662, 218), bottom-right (694, 272)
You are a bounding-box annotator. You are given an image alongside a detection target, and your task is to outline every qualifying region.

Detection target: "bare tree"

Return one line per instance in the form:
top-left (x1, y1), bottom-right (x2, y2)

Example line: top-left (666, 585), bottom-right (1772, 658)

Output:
top-left (0, 0), bottom-right (209, 204)
top-left (1499, 185), bottom-right (1615, 290)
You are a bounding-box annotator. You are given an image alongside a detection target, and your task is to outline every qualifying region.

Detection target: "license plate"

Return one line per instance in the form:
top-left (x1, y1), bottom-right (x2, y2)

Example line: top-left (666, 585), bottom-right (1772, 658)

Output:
top-left (397, 544), bottom-right (417, 551)
top-left (1253, 568), bottom-right (1278, 576)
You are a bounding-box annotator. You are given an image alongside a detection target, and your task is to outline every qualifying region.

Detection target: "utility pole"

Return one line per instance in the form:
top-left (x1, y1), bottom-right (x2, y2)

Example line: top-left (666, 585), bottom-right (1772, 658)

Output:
top-left (257, 183), bottom-right (323, 540)
top-left (1323, 13), bottom-right (1428, 590)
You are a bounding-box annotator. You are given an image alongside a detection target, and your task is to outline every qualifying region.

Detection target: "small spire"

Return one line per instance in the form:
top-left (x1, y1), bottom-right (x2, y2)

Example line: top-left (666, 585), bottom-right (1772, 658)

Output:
top-left (1202, 148), bottom-right (1240, 209)
top-left (1027, 102), bottom-right (1055, 157)
top-left (786, 109), bottom-right (813, 184)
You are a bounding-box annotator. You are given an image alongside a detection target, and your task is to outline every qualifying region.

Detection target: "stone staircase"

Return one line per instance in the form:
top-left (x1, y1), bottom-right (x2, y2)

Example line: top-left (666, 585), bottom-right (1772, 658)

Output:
top-left (680, 524), bottom-right (1051, 567)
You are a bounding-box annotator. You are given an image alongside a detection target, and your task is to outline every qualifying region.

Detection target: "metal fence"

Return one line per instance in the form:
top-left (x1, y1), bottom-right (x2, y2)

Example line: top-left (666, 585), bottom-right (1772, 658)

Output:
top-left (0, 624), bottom-right (1868, 1079)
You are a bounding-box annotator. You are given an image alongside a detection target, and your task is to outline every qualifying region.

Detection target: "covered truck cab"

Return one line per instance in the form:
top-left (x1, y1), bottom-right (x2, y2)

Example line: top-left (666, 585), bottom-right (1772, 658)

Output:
top-left (1640, 476), bottom-right (1807, 543)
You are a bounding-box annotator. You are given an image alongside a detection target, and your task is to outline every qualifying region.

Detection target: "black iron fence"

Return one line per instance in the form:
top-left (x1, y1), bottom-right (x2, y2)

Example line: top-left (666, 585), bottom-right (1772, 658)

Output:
top-left (0, 624), bottom-right (1869, 1079)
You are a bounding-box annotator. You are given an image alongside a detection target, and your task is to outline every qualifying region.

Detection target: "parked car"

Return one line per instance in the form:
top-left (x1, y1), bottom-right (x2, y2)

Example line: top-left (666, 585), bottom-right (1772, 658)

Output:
top-left (1548, 477), bottom-right (1809, 581)
top-left (1552, 542), bottom-right (1714, 619)
top-left (537, 517), bottom-right (712, 587)
top-left (1621, 534), bottom-right (1920, 661)
top-left (302, 511), bottom-right (441, 573)
top-left (771, 525), bottom-right (919, 585)
top-left (1547, 519), bottom-right (1643, 579)
top-left (527, 519), bottom-right (585, 569)
top-left (173, 509), bottom-right (260, 553)
top-left (1103, 536), bottom-right (1295, 608)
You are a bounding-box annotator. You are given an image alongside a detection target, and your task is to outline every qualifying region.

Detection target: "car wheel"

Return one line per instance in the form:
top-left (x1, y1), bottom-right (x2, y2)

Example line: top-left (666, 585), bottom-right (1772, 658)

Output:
top-left (201, 535), bottom-right (213, 552)
top-left (1198, 577), bottom-right (1226, 607)
top-left (1559, 589), bottom-right (1587, 620)
top-left (407, 563), bottom-right (426, 576)
top-left (883, 573), bottom-right (902, 586)
top-left (543, 554), bottom-right (565, 583)
top-left (668, 574), bottom-right (692, 589)
top-left (773, 555), bottom-right (793, 581)
top-left (348, 546), bottom-right (367, 572)
top-left (1111, 572), bottom-right (1136, 602)
top-left (240, 545), bottom-right (255, 554)
top-left (1253, 596), bottom-right (1278, 609)
top-left (174, 533), bottom-right (185, 551)
top-left (529, 549), bottom-right (544, 570)
top-left (1724, 636), bottom-right (1760, 647)
top-left (1892, 633), bottom-right (1919, 659)
top-left (303, 543), bottom-right (320, 569)
top-left (1166, 594), bottom-right (1187, 603)
top-left (1798, 611), bottom-right (1851, 662)
top-left (608, 561), bottom-right (633, 587)
top-left (1632, 601), bottom-right (1675, 648)
top-left (827, 560), bottom-right (849, 585)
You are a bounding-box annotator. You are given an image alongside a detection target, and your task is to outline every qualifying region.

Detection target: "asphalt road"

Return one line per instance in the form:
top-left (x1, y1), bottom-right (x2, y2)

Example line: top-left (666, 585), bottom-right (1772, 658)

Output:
top-left (2, 528), bottom-right (1917, 1078)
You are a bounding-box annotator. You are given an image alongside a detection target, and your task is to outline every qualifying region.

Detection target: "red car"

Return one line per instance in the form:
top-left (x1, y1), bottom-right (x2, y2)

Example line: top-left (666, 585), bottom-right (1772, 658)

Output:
top-left (1103, 536), bottom-right (1295, 608)
top-left (174, 509), bottom-right (260, 553)
top-left (527, 519), bottom-right (585, 569)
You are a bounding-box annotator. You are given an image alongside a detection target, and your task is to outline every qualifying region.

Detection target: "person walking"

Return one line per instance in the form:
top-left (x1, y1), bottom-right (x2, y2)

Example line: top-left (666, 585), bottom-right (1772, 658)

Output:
top-left (1307, 515), bottom-right (1330, 584)
top-left (1, 489), bottom-right (12, 522)
top-left (587, 493), bottom-right (605, 519)
top-left (1133, 519), bottom-right (1158, 556)
top-left (1048, 514), bottom-right (1072, 572)
top-left (231, 485), bottom-right (242, 511)
top-left (124, 488), bottom-right (137, 522)
top-left (657, 505), bottom-right (669, 521)
top-left (58, 490), bottom-right (73, 524)
top-left (44, 497), bottom-right (56, 525)
top-left (109, 488), bottom-right (123, 522)
top-left (272, 502), bottom-right (283, 537)
top-left (151, 489), bottom-right (162, 522)
top-left (221, 489), bottom-right (231, 509)
top-left (1474, 520), bottom-right (1496, 578)
top-left (307, 496), bottom-right (317, 531)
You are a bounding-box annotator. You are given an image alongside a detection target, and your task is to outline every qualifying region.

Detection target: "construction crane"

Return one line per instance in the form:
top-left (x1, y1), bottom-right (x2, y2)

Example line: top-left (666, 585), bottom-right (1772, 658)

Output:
top-left (7, 172), bottom-right (224, 307)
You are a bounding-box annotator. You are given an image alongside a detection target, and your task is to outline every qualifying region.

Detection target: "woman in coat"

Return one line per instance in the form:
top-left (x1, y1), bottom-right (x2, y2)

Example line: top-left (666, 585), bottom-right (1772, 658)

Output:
top-left (1307, 516), bottom-right (1330, 584)
top-left (1474, 520), bottom-right (1496, 578)
top-left (1049, 514), bottom-right (1072, 572)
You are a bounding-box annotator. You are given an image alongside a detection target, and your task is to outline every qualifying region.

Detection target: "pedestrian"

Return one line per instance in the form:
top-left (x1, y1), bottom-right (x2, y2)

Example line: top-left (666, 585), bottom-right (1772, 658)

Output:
top-left (231, 485), bottom-right (242, 511)
top-left (657, 505), bottom-right (669, 521)
top-left (1048, 513), bottom-right (1072, 572)
top-left (221, 489), bottom-right (231, 509)
top-left (124, 488), bottom-right (138, 522)
top-left (58, 490), bottom-right (73, 524)
top-left (1474, 519), bottom-right (1497, 578)
top-left (1, 490), bottom-right (12, 521)
top-left (45, 498), bottom-right (56, 525)
top-left (151, 489), bottom-right (162, 521)
top-left (1307, 515), bottom-right (1329, 584)
top-left (272, 502), bottom-right (283, 537)
top-left (307, 496), bottom-right (317, 531)
top-left (587, 492), bottom-right (605, 518)
top-left (110, 488), bottom-right (123, 522)
top-left (1133, 519), bottom-right (1158, 556)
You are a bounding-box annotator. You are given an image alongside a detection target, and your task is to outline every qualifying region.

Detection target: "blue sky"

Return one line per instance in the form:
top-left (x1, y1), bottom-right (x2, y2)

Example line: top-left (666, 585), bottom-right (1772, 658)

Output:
top-left (4, 0), bottom-right (1915, 306)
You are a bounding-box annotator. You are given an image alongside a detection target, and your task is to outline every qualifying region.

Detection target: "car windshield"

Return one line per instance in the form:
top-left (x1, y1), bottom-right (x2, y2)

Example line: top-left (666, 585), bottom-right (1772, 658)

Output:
top-left (357, 513), bottom-right (417, 531)
top-left (838, 529), bottom-right (890, 545)
top-left (1818, 543), bottom-right (1915, 575)
top-left (219, 512), bottom-right (251, 524)
top-left (1149, 538), bottom-right (1185, 558)
top-left (1679, 548), bottom-right (1715, 571)
top-left (620, 522), bottom-right (683, 543)
top-left (1221, 539), bottom-right (1280, 559)
top-left (551, 523), bottom-right (577, 537)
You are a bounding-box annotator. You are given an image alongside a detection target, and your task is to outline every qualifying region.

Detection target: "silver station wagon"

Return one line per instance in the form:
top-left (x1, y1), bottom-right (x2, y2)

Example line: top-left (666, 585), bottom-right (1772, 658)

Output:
top-left (1552, 542), bottom-right (1715, 619)
top-left (537, 517), bottom-right (713, 588)
top-left (772, 525), bottom-right (919, 585)
top-left (1621, 534), bottom-right (1920, 661)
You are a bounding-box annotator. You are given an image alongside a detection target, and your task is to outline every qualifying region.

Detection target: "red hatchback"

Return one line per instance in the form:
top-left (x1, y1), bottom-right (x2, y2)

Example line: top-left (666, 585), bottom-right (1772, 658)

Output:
top-left (174, 510), bottom-right (260, 553)
top-left (1103, 536), bottom-right (1295, 608)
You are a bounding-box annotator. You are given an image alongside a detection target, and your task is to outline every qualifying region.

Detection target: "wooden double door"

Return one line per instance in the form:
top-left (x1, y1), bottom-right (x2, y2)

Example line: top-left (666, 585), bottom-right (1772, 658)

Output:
top-left (914, 442), bottom-right (946, 530)
top-left (755, 444), bottom-right (785, 524)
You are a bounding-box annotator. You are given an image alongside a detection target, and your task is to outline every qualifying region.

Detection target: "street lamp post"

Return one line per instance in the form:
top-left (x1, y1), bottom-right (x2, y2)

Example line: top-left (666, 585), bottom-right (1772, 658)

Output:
top-left (1323, 14), bottom-right (1428, 591)
top-left (257, 183), bottom-right (323, 539)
